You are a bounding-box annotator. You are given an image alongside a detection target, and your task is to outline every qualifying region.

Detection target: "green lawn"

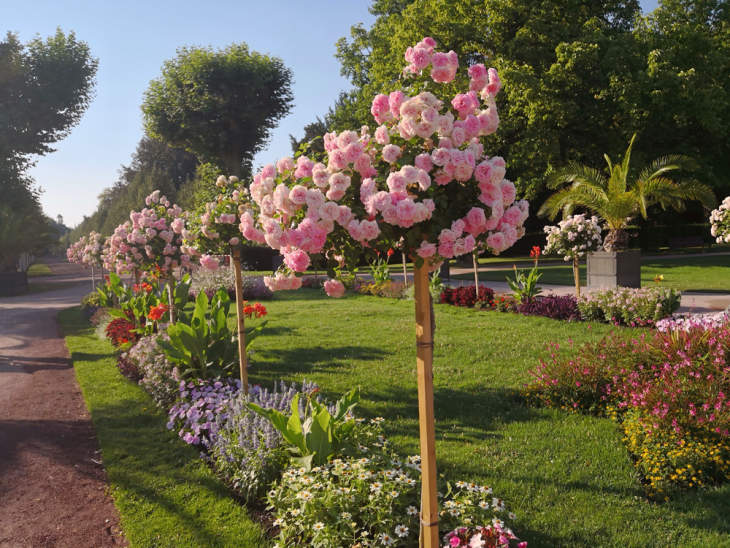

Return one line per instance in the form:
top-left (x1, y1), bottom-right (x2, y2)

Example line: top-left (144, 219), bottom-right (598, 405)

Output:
top-left (454, 254), bottom-right (730, 291)
top-left (27, 262), bottom-right (53, 276)
top-left (61, 292), bottom-right (730, 547)
top-left (60, 308), bottom-right (267, 548)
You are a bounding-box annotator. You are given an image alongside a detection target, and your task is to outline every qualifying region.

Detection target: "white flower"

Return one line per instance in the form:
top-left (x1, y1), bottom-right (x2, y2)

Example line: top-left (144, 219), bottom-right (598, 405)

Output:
top-left (379, 533), bottom-right (394, 545)
top-left (341, 511), bottom-right (352, 520)
top-left (406, 505), bottom-right (418, 515)
top-left (395, 524), bottom-right (409, 537)
top-left (312, 522), bottom-right (325, 532)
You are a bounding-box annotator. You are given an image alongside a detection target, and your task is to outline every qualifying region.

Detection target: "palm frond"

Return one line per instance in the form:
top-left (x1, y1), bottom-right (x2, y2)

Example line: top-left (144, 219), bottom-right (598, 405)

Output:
top-left (547, 162), bottom-right (607, 190)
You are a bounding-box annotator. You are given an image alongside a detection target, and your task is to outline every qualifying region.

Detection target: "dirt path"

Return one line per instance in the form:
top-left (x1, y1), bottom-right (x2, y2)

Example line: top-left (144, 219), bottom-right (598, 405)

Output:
top-left (0, 260), bottom-right (125, 547)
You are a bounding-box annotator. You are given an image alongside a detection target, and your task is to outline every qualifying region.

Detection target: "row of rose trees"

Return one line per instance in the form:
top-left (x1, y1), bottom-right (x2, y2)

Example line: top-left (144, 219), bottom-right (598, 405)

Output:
top-left (68, 38), bottom-right (529, 547)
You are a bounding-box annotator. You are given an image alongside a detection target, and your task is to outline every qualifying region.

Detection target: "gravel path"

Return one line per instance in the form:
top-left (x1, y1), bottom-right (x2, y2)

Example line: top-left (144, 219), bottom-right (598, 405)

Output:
top-left (0, 260), bottom-right (125, 547)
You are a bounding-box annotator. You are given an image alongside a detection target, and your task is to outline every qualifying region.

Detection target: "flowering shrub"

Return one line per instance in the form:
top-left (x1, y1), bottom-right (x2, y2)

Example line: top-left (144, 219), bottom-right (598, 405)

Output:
top-left (167, 378), bottom-right (241, 447)
top-left (526, 324), bottom-right (730, 496)
top-left (656, 311), bottom-right (729, 332)
top-left (440, 285), bottom-right (495, 308)
top-left (543, 214), bottom-right (602, 260)
top-left (191, 265), bottom-right (274, 300)
top-left (125, 334), bottom-right (181, 408)
top-left (208, 380), bottom-right (320, 505)
top-left (235, 37), bottom-right (528, 293)
top-left (709, 196), bottom-right (730, 244)
top-left (67, 231), bottom-right (104, 268)
top-left (104, 317), bottom-right (137, 347)
top-left (577, 286), bottom-right (681, 326)
top-left (517, 295), bottom-right (579, 321)
top-left (267, 424), bottom-right (522, 547)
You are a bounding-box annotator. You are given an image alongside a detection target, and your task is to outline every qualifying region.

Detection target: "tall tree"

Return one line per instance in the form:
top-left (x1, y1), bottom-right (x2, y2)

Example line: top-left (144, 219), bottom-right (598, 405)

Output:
top-left (0, 29), bottom-right (97, 171)
top-left (142, 43), bottom-right (294, 177)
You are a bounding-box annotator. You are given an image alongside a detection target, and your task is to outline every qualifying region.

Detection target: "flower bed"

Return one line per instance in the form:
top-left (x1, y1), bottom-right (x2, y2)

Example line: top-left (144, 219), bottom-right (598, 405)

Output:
top-left (577, 286), bottom-right (681, 326)
top-left (440, 285), bottom-right (495, 307)
top-left (526, 324), bottom-right (730, 498)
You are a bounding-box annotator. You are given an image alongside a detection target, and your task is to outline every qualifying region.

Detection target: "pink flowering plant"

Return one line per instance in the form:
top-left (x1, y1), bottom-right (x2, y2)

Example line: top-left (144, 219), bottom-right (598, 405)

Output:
top-left (709, 196), bottom-right (730, 244)
top-left (239, 37), bottom-right (529, 292)
top-left (185, 175), bottom-right (250, 268)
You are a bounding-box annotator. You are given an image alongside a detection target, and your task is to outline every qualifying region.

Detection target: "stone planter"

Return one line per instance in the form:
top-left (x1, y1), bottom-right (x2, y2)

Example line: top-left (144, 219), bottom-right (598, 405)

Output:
top-left (0, 271), bottom-right (28, 296)
top-left (587, 250), bottom-right (641, 289)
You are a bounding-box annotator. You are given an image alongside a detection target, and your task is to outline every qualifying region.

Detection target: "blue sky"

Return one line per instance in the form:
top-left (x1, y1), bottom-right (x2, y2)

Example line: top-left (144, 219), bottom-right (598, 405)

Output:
top-left (2, 0), bottom-right (657, 226)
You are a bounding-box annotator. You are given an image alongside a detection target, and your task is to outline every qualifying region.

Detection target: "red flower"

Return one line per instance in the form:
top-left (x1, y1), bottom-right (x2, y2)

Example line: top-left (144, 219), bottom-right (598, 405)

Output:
top-left (147, 303), bottom-right (169, 321)
top-left (243, 302), bottom-right (267, 319)
top-left (387, 248), bottom-right (395, 257)
top-left (530, 246), bottom-right (541, 259)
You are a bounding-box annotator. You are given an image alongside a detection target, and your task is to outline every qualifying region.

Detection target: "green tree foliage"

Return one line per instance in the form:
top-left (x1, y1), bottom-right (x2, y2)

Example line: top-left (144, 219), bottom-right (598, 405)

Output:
top-left (0, 29), bottom-right (97, 171)
top-left (142, 43), bottom-right (294, 177)
top-left (0, 29), bottom-right (96, 269)
top-left (539, 134), bottom-right (716, 250)
top-left (329, 0), bottom-right (730, 203)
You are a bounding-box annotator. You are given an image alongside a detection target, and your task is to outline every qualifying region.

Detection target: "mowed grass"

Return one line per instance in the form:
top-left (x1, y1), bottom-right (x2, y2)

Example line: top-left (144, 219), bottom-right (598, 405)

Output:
top-left (246, 290), bottom-right (730, 547)
top-left (454, 253), bottom-right (730, 291)
top-left (60, 308), bottom-right (267, 548)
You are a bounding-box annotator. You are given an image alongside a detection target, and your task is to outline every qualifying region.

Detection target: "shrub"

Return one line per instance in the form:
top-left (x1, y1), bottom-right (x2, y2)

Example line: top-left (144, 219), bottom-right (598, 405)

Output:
top-left (526, 324), bottom-right (730, 496)
top-left (517, 294), bottom-right (579, 321)
top-left (125, 334), bottom-right (181, 408)
top-left (115, 353), bottom-right (142, 381)
top-left (440, 285), bottom-right (495, 308)
top-left (577, 286), bottom-right (681, 326)
top-left (656, 312), bottom-right (729, 332)
top-left (190, 265), bottom-right (273, 300)
top-left (208, 380), bottom-right (319, 505)
top-left (80, 291), bottom-right (101, 314)
top-left (355, 280), bottom-right (408, 299)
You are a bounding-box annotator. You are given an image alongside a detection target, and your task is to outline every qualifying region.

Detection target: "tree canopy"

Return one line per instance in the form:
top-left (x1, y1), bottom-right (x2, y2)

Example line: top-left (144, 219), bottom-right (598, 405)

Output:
top-left (142, 43), bottom-right (294, 177)
top-left (0, 29), bottom-right (97, 172)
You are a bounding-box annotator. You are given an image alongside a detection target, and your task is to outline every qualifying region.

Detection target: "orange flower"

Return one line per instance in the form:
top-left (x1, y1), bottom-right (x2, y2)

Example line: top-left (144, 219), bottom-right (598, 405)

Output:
top-left (147, 303), bottom-right (169, 321)
top-left (387, 248), bottom-right (395, 257)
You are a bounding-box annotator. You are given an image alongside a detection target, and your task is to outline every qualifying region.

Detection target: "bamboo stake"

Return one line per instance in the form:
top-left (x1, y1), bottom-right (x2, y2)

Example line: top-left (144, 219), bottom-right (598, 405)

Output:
top-left (90, 264), bottom-right (95, 291)
top-left (472, 251), bottom-right (480, 301)
top-left (167, 275), bottom-right (176, 324)
top-left (573, 256), bottom-right (581, 297)
top-left (231, 247), bottom-right (249, 393)
top-left (414, 265), bottom-right (439, 548)
top-left (402, 252), bottom-right (408, 286)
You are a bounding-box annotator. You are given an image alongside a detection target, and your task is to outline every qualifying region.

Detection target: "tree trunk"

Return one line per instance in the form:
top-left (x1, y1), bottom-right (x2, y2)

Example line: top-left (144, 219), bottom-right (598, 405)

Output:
top-left (232, 247), bottom-right (249, 393)
top-left (573, 256), bottom-right (581, 297)
top-left (414, 265), bottom-right (439, 548)
top-left (167, 275), bottom-right (176, 324)
top-left (90, 264), bottom-right (95, 291)
top-left (402, 252), bottom-right (408, 286)
top-left (603, 229), bottom-right (629, 252)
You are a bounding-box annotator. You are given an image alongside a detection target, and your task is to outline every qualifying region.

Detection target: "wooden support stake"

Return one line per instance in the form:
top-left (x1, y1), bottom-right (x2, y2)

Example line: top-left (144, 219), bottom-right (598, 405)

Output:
top-left (232, 248), bottom-right (249, 394)
top-left (167, 275), bottom-right (176, 324)
top-left (472, 251), bottom-right (480, 301)
top-left (403, 252), bottom-right (408, 286)
top-left (573, 256), bottom-right (581, 297)
top-left (414, 265), bottom-right (439, 548)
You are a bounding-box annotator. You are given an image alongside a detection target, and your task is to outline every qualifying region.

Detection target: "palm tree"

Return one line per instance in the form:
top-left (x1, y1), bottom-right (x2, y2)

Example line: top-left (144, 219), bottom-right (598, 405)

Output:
top-left (538, 134), bottom-right (716, 251)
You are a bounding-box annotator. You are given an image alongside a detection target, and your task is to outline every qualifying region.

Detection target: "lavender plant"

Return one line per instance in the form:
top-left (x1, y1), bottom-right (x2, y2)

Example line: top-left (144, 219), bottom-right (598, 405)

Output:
top-left (207, 380), bottom-right (320, 505)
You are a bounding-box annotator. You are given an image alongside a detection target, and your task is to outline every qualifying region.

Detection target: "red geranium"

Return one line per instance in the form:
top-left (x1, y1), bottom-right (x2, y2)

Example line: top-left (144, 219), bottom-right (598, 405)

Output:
top-left (242, 302), bottom-right (267, 319)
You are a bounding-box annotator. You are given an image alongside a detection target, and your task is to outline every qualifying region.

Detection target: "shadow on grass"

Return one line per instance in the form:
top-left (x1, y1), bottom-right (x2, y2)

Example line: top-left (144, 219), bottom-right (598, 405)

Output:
top-left (256, 345), bottom-right (389, 375)
top-left (91, 399), bottom-right (254, 547)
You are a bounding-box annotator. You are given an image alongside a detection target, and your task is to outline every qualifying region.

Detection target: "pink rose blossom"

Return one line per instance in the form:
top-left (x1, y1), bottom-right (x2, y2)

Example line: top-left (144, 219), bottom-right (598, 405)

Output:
top-left (382, 144), bottom-right (402, 164)
top-left (283, 249), bottom-right (311, 272)
top-left (323, 278), bottom-right (345, 298)
top-left (200, 254), bottom-right (219, 271)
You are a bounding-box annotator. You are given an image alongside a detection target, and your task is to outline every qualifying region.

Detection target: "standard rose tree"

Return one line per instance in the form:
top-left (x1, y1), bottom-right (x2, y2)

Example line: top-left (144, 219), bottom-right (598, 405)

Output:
top-left (710, 197), bottom-right (730, 244)
top-left (543, 214), bottom-right (602, 296)
top-left (185, 175), bottom-right (257, 392)
top-left (238, 37), bottom-right (529, 547)
top-left (104, 190), bottom-right (194, 322)
top-left (67, 231), bottom-right (105, 289)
